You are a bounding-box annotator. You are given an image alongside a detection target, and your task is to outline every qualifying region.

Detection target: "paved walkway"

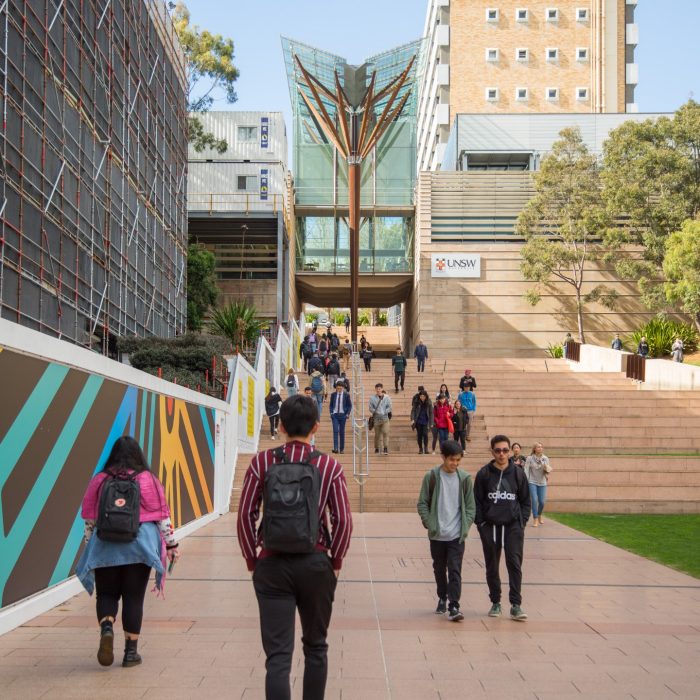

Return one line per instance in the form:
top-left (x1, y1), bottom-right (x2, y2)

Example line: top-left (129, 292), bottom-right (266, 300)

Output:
top-left (0, 514), bottom-right (698, 699)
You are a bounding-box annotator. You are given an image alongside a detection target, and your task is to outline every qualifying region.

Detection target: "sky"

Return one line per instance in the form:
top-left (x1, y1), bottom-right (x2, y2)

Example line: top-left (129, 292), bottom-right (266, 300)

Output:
top-left (184, 0), bottom-right (700, 153)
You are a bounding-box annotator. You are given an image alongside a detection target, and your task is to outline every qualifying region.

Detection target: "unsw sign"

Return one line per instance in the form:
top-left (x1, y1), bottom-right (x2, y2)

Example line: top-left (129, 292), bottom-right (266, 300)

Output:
top-left (431, 253), bottom-right (481, 278)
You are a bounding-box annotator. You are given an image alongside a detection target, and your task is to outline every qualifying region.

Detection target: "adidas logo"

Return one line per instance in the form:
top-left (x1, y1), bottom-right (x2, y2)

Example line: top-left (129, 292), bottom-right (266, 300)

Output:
top-left (487, 490), bottom-right (516, 502)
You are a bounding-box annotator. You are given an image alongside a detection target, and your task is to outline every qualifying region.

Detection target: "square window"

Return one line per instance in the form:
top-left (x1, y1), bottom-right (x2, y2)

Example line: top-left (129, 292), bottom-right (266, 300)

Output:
top-left (486, 48), bottom-right (499, 62)
top-left (486, 87), bottom-right (499, 101)
top-left (516, 8), bottom-right (529, 22)
top-left (516, 87), bottom-right (529, 101)
top-left (546, 7), bottom-right (559, 22)
top-left (237, 126), bottom-right (257, 142)
top-left (237, 175), bottom-right (258, 191)
top-left (577, 47), bottom-right (589, 61)
top-left (486, 8), bottom-right (499, 22)
top-left (516, 48), bottom-right (529, 62)
top-left (576, 7), bottom-right (589, 21)
top-left (546, 87), bottom-right (559, 101)
top-left (546, 47), bottom-right (559, 62)
top-left (577, 87), bottom-right (589, 101)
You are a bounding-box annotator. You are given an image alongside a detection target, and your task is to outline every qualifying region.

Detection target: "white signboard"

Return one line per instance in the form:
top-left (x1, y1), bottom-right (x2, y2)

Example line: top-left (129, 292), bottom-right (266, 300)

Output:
top-left (431, 253), bottom-right (481, 278)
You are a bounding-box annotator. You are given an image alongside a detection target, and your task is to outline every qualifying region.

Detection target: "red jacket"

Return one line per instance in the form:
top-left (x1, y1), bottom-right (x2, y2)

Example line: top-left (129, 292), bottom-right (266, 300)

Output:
top-left (433, 401), bottom-right (454, 429)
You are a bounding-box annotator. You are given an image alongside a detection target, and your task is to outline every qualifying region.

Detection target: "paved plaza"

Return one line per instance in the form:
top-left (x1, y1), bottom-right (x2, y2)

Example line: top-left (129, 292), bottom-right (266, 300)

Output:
top-left (0, 513), bottom-right (698, 699)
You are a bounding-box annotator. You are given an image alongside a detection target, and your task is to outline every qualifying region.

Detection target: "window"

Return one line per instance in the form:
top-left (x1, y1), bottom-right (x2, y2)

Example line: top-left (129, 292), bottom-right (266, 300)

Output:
top-left (486, 48), bottom-right (499, 62)
top-left (576, 7), bottom-right (589, 21)
top-left (576, 87), bottom-right (589, 101)
top-left (577, 47), bottom-right (589, 61)
top-left (237, 126), bottom-right (257, 142)
top-left (516, 8), bottom-right (529, 22)
top-left (516, 87), bottom-right (529, 101)
top-left (516, 48), bottom-right (529, 62)
top-left (546, 87), bottom-right (559, 101)
top-left (237, 175), bottom-right (258, 191)
top-left (486, 8), bottom-right (499, 22)
top-left (485, 87), bottom-right (499, 101)
top-left (546, 47), bottom-right (559, 62)
top-left (546, 7), bottom-right (559, 22)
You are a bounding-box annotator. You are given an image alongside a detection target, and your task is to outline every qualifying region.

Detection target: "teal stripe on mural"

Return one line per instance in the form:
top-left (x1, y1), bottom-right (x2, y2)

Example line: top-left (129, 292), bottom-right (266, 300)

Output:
top-left (0, 375), bottom-right (104, 599)
top-left (48, 386), bottom-right (139, 587)
top-left (148, 392), bottom-right (156, 465)
top-left (0, 364), bottom-right (70, 490)
top-left (199, 406), bottom-right (215, 465)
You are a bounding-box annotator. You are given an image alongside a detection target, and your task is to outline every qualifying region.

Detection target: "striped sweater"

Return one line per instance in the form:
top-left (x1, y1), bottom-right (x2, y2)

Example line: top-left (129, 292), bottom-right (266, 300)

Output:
top-left (237, 441), bottom-right (353, 571)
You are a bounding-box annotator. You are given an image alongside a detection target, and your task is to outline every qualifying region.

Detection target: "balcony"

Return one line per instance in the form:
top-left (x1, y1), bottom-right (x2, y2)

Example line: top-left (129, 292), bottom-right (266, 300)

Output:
top-left (436, 63), bottom-right (450, 86)
top-left (626, 63), bottom-right (639, 85)
top-left (626, 23), bottom-right (639, 45)
top-left (436, 24), bottom-right (450, 47)
top-left (436, 103), bottom-right (450, 126)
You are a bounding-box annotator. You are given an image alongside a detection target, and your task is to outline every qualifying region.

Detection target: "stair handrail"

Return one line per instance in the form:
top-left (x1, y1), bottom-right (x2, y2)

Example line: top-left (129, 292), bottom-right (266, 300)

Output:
top-left (350, 349), bottom-right (370, 513)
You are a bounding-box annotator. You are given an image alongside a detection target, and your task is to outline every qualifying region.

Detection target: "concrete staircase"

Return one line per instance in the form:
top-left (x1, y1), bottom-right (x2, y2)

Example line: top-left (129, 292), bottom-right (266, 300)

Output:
top-left (231, 356), bottom-right (700, 514)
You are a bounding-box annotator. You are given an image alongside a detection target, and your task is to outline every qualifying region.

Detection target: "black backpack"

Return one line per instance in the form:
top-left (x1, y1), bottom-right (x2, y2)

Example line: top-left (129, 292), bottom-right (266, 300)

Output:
top-left (262, 448), bottom-right (322, 554)
top-left (96, 470), bottom-right (141, 542)
top-left (286, 375), bottom-right (295, 387)
top-left (327, 359), bottom-right (340, 375)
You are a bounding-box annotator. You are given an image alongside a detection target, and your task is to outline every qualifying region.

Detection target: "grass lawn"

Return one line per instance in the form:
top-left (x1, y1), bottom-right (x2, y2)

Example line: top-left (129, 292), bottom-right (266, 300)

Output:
top-left (548, 513), bottom-right (700, 579)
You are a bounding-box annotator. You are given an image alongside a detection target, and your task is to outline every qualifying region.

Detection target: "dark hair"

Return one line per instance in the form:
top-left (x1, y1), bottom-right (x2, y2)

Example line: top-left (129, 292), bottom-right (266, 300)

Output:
top-left (103, 436), bottom-right (150, 473)
top-left (440, 440), bottom-right (463, 458)
top-left (303, 386), bottom-right (312, 392)
top-left (511, 442), bottom-right (522, 450)
top-left (375, 383), bottom-right (383, 389)
top-left (490, 434), bottom-right (511, 449)
top-left (280, 394), bottom-right (318, 438)
top-left (417, 385), bottom-right (425, 392)
top-left (437, 393), bottom-right (446, 401)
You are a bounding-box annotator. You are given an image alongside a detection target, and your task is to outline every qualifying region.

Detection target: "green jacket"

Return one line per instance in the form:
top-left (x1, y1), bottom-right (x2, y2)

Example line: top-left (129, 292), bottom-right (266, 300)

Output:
top-left (416, 466), bottom-right (476, 543)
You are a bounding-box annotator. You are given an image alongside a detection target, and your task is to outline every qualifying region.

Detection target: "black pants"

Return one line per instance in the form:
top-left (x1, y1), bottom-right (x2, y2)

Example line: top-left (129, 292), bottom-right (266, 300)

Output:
top-left (94, 563), bottom-right (151, 634)
top-left (453, 430), bottom-right (466, 451)
top-left (478, 522), bottom-right (524, 606)
top-left (416, 423), bottom-right (429, 451)
top-left (364, 359), bottom-right (371, 371)
top-left (268, 414), bottom-right (279, 436)
top-left (253, 552), bottom-right (338, 700)
top-left (429, 538), bottom-right (465, 608)
top-left (416, 358), bottom-right (425, 372)
top-left (431, 425), bottom-right (439, 451)
top-left (394, 371), bottom-right (405, 390)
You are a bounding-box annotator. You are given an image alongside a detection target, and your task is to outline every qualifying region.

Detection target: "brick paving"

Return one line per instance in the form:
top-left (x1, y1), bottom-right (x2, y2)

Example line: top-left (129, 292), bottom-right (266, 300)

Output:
top-left (0, 513), bottom-right (698, 699)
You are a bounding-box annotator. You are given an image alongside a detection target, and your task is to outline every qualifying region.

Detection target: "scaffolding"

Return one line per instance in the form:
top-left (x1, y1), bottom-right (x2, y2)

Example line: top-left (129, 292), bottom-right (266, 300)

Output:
top-left (0, 0), bottom-right (188, 353)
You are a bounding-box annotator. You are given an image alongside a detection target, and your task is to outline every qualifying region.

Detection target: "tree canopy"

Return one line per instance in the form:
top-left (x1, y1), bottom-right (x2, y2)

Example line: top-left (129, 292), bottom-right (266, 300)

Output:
top-left (663, 219), bottom-right (700, 333)
top-left (172, 2), bottom-right (240, 153)
top-left (186, 243), bottom-right (219, 332)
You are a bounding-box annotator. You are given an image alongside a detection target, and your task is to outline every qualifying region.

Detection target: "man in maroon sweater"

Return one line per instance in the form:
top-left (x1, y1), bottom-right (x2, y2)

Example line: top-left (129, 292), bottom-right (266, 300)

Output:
top-left (237, 394), bottom-right (353, 700)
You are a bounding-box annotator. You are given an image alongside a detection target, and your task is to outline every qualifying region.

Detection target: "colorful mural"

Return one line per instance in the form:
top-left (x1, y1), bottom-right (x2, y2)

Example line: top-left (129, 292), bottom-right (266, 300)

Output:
top-left (0, 346), bottom-right (216, 609)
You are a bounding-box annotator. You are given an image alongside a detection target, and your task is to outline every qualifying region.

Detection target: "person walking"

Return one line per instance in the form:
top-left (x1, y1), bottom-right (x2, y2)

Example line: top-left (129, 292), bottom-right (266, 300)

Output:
top-left (307, 350), bottom-right (324, 376)
top-left (511, 442), bottom-right (526, 469)
top-left (325, 353), bottom-right (341, 391)
top-left (265, 387), bottom-right (283, 439)
top-left (417, 440), bottom-right (476, 622)
top-left (309, 368), bottom-right (326, 418)
top-left (611, 333), bottom-right (623, 351)
top-left (524, 443), bottom-right (552, 527)
top-left (433, 394), bottom-right (454, 452)
top-left (458, 387), bottom-right (477, 442)
top-left (474, 435), bottom-right (530, 621)
top-left (458, 369), bottom-right (477, 392)
top-left (369, 382), bottom-right (392, 455)
top-left (637, 336), bottom-right (650, 357)
top-left (436, 384), bottom-right (450, 402)
top-left (391, 347), bottom-right (407, 392)
top-left (76, 436), bottom-right (180, 668)
top-left (285, 368), bottom-right (299, 397)
top-left (452, 399), bottom-right (468, 453)
top-left (344, 313), bottom-right (351, 333)
top-left (362, 344), bottom-right (373, 372)
top-left (303, 386), bottom-right (317, 448)
top-left (329, 380), bottom-right (352, 454)
top-left (341, 338), bottom-right (352, 373)
top-left (237, 395), bottom-right (353, 700)
top-left (411, 390), bottom-right (433, 454)
top-left (414, 340), bottom-right (429, 373)
top-left (672, 337), bottom-right (684, 363)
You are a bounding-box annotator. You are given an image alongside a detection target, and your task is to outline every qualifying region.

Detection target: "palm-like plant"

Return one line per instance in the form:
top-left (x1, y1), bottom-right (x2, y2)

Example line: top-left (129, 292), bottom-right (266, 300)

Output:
top-left (211, 302), bottom-right (265, 352)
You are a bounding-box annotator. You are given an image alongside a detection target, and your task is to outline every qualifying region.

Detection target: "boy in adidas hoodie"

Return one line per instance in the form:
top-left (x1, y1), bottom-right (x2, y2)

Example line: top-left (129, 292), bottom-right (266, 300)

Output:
top-left (474, 434), bottom-right (531, 621)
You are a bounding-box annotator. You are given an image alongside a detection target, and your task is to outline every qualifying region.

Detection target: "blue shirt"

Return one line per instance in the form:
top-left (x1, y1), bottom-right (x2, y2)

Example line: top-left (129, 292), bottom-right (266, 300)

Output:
top-left (458, 391), bottom-right (476, 411)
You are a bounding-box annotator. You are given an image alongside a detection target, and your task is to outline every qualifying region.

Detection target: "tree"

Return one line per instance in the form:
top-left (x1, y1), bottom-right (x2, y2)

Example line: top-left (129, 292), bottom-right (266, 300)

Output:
top-left (211, 301), bottom-right (265, 352)
top-left (602, 100), bottom-right (700, 310)
top-left (518, 128), bottom-right (616, 343)
top-left (172, 3), bottom-right (239, 153)
top-left (663, 219), bottom-right (700, 333)
top-left (187, 244), bottom-right (218, 332)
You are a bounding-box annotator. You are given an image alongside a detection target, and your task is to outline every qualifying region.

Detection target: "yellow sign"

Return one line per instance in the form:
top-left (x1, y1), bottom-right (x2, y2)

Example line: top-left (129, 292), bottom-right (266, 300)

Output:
top-left (238, 379), bottom-right (243, 415)
top-left (247, 377), bottom-right (256, 437)
top-left (265, 379), bottom-right (270, 397)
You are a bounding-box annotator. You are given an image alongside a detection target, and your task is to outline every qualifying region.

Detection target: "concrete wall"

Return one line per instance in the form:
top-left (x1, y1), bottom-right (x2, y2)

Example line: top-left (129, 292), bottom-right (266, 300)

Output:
top-left (641, 360), bottom-right (700, 391)
top-left (568, 344), bottom-right (629, 372)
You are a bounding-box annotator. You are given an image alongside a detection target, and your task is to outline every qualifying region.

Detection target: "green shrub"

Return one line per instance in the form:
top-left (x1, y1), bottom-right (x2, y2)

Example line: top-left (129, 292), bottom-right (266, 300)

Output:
top-left (628, 318), bottom-right (699, 358)
top-left (546, 343), bottom-right (564, 358)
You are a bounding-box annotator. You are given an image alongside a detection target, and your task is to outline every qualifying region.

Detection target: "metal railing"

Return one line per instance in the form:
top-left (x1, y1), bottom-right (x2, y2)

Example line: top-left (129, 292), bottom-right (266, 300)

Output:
top-left (564, 341), bottom-right (581, 362)
top-left (350, 349), bottom-right (370, 512)
top-left (188, 192), bottom-right (284, 215)
top-left (626, 354), bottom-right (646, 382)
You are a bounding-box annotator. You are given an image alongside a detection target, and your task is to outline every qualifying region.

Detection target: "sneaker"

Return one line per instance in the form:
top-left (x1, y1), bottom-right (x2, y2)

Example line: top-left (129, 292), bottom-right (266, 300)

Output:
top-left (510, 605), bottom-right (528, 621)
top-left (418, 449), bottom-right (424, 454)
top-left (447, 607), bottom-right (464, 622)
top-left (488, 603), bottom-right (501, 617)
top-left (383, 448), bottom-right (388, 455)
top-left (435, 598), bottom-right (447, 615)
top-left (374, 448), bottom-right (379, 454)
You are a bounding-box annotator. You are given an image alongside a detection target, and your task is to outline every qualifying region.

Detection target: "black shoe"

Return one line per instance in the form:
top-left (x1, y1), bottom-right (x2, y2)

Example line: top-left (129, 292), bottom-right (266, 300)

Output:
top-left (448, 607), bottom-right (464, 622)
top-left (97, 621), bottom-right (114, 666)
top-left (339, 450), bottom-right (344, 454)
top-left (375, 448), bottom-right (379, 454)
top-left (419, 449), bottom-right (424, 454)
top-left (383, 448), bottom-right (388, 455)
top-left (332, 449), bottom-right (338, 454)
top-left (435, 598), bottom-right (447, 614)
top-left (122, 638), bottom-right (142, 667)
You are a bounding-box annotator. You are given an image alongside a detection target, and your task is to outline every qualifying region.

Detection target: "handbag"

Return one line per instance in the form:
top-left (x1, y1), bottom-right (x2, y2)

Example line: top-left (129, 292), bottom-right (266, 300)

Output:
top-left (446, 416), bottom-right (454, 433)
top-left (368, 416), bottom-right (375, 431)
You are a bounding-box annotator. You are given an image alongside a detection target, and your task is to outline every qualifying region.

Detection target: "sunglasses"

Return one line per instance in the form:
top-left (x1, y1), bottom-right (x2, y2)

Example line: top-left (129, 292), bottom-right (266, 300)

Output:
top-left (492, 448), bottom-right (510, 454)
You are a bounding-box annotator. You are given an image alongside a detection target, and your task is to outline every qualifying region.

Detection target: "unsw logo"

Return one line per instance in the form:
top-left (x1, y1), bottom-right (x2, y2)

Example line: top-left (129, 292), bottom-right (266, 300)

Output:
top-left (435, 258), bottom-right (446, 271)
top-left (435, 257), bottom-right (478, 271)
top-left (487, 490), bottom-right (516, 502)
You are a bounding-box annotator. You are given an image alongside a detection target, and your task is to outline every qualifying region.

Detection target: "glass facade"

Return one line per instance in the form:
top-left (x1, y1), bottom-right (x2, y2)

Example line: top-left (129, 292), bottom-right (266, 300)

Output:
top-left (282, 37), bottom-right (422, 274)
